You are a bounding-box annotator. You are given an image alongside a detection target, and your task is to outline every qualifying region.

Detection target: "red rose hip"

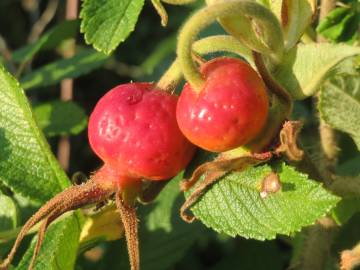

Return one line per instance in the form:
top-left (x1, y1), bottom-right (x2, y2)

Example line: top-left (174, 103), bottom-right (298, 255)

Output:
top-left (2, 84), bottom-right (196, 270)
top-left (176, 57), bottom-right (269, 152)
top-left (88, 82), bottom-right (196, 185)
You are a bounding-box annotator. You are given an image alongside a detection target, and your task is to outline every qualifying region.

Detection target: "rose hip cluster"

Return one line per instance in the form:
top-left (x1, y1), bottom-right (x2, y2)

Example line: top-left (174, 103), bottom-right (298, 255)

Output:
top-left (0, 57), bottom-right (268, 270)
top-left (89, 57), bottom-right (268, 188)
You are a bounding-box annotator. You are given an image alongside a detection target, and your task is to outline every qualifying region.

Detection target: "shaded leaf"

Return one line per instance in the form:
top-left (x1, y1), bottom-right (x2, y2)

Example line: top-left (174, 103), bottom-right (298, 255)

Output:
top-left (12, 20), bottom-right (80, 63)
top-left (337, 155), bottom-right (360, 176)
top-left (210, 240), bottom-right (284, 270)
top-left (332, 198), bottom-right (360, 225)
top-left (34, 101), bottom-right (87, 137)
top-left (20, 49), bottom-right (108, 91)
top-left (273, 43), bottom-right (360, 99)
top-left (0, 194), bottom-right (18, 231)
top-left (319, 74), bottom-right (360, 150)
top-left (187, 163), bottom-right (339, 240)
top-left (80, 0), bottom-right (145, 54)
top-left (15, 213), bottom-right (82, 270)
top-left (0, 65), bottom-right (69, 203)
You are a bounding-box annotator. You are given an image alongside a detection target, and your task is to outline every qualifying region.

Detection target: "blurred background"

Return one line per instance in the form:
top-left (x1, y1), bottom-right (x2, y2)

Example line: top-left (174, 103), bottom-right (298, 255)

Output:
top-left (0, 0), bottom-right (359, 269)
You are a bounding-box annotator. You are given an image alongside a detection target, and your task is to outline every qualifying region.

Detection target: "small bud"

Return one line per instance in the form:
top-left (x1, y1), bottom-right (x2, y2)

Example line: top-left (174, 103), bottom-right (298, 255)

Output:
top-left (260, 172), bottom-right (281, 198)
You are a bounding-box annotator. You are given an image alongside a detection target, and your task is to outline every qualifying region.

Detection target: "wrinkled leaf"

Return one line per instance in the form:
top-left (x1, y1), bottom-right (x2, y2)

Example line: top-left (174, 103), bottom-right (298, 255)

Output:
top-left (273, 43), bottom-right (360, 99)
top-left (15, 213), bottom-right (82, 270)
top-left (187, 162), bottom-right (339, 240)
top-left (12, 20), bottom-right (79, 63)
top-left (20, 49), bottom-right (108, 90)
top-left (0, 65), bottom-right (69, 203)
top-left (319, 75), bottom-right (360, 150)
top-left (0, 194), bottom-right (18, 231)
top-left (80, 0), bottom-right (145, 54)
top-left (34, 101), bottom-right (87, 137)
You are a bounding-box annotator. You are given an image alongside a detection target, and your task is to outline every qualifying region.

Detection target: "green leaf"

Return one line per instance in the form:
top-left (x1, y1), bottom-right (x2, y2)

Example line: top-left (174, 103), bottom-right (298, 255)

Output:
top-left (12, 20), bottom-right (79, 63)
top-left (337, 155), bottom-right (360, 176)
top-left (273, 43), bottom-right (360, 99)
top-left (114, 175), bottom-right (204, 270)
top-left (187, 163), bottom-right (339, 240)
top-left (20, 49), bottom-right (108, 91)
top-left (269, 0), bottom-right (316, 49)
top-left (15, 213), bottom-right (82, 270)
top-left (332, 197), bottom-right (360, 225)
top-left (0, 65), bottom-right (70, 203)
top-left (80, 0), bottom-right (145, 54)
top-left (0, 194), bottom-right (18, 231)
top-left (34, 101), bottom-right (87, 137)
top-left (319, 74), bottom-right (360, 150)
top-left (317, 5), bottom-right (359, 43)
top-left (317, 7), bottom-right (351, 41)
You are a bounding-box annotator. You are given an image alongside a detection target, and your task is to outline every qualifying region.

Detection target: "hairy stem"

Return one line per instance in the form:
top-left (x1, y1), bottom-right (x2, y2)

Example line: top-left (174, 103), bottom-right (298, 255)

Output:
top-left (177, 1), bottom-right (283, 91)
top-left (0, 179), bottom-right (113, 270)
top-left (115, 192), bottom-right (139, 270)
top-left (157, 34), bottom-right (252, 91)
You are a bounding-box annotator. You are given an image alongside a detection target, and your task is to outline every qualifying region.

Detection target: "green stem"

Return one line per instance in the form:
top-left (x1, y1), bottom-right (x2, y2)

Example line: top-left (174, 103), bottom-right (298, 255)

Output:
top-left (157, 60), bottom-right (182, 92)
top-left (151, 0), bottom-right (168, 26)
top-left (177, 1), bottom-right (284, 91)
top-left (157, 35), bottom-right (252, 91)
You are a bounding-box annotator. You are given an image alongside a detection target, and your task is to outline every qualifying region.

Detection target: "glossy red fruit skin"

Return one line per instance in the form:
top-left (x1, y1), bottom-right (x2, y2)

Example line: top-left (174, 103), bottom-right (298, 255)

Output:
top-left (176, 57), bottom-right (269, 152)
top-left (88, 83), bottom-right (196, 183)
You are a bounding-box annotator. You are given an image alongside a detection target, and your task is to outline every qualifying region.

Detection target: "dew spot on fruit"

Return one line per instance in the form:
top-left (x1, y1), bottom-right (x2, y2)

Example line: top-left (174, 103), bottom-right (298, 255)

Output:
top-left (126, 89), bottom-right (143, 105)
